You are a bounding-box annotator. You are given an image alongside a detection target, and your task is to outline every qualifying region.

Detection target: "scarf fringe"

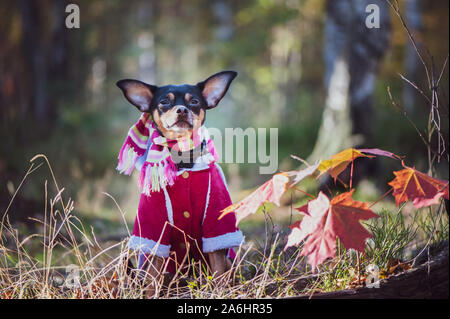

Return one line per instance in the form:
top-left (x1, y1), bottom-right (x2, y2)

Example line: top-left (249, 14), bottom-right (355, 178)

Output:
top-left (117, 143), bottom-right (140, 175)
top-left (118, 115), bottom-right (218, 195)
top-left (139, 158), bottom-right (178, 195)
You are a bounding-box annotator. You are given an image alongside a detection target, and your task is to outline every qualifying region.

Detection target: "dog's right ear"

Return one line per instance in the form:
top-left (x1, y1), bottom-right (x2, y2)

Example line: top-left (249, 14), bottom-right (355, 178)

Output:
top-left (116, 79), bottom-right (157, 112)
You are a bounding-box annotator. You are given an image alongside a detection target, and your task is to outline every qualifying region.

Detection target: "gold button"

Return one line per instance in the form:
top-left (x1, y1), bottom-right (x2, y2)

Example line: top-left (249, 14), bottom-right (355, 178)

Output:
top-left (183, 211), bottom-right (190, 218)
top-left (182, 171), bottom-right (189, 179)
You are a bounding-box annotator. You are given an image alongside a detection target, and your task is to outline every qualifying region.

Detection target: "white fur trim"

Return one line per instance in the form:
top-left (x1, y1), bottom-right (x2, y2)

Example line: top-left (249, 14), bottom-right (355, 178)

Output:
top-left (128, 235), bottom-right (171, 258)
top-left (175, 154), bottom-right (215, 175)
top-left (215, 163), bottom-right (229, 192)
top-left (202, 230), bottom-right (245, 253)
top-left (177, 162), bottom-right (210, 175)
top-left (202, 171), bottom-right (212, 225)
top-left (162, 186), bottom-right (174, 224)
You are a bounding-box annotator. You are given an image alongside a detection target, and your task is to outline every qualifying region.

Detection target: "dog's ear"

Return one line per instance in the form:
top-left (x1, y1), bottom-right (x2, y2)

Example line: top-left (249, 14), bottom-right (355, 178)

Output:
top-left (196, 71), bottom-right (237, 109)
top-left (116, 79), bottom-right (157, 112)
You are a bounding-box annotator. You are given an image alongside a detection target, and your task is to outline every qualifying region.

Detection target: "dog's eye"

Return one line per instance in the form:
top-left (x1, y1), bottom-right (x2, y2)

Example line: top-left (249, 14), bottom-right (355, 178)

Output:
top-left (159, 99), bottom-right (170, 106)
top-left (190, 99), bottom-right (199, 106)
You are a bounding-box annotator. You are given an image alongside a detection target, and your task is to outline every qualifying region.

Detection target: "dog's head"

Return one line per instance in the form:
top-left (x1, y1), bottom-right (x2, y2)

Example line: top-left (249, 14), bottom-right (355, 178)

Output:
top-left (117, 71), bottom-right (237, 139)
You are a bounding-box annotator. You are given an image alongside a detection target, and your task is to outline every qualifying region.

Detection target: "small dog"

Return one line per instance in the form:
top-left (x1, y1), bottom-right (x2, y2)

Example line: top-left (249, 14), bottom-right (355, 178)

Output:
top-left (116, 71), bottom-right (243, 291)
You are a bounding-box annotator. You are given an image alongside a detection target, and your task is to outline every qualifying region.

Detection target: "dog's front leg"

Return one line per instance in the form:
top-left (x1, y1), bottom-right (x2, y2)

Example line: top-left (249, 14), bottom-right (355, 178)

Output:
top-left (208, 249), bottom-right (229, 278)
top-left (141, 255), bottom-right (165, 298)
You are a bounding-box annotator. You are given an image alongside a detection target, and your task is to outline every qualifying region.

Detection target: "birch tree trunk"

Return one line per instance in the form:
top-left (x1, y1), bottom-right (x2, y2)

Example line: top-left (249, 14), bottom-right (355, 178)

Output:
top-left (308, 0), bottom-right (391, 166)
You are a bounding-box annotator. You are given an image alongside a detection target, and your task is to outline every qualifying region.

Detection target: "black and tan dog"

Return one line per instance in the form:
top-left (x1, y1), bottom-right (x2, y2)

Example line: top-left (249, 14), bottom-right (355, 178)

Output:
top-left (117, 71), bottom-right (243, 294)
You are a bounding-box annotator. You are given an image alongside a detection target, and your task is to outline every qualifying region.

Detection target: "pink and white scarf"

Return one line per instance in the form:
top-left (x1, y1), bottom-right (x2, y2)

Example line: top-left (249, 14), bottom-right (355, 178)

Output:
top-left (117, 113), bottom-right (218, 195)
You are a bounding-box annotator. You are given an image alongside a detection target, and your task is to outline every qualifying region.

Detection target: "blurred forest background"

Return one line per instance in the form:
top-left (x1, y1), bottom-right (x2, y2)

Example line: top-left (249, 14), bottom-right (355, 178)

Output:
top-left (0, 0), bottom-right (448, 232)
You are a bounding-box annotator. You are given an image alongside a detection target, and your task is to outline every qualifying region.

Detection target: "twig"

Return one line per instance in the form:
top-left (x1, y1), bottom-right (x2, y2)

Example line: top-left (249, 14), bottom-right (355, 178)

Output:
top-left (386, 0), bottom-right (431, 86)
top-left (387, 86), bottom-right (428, 147)
top-left (397, 73), bottom-right (431, 104)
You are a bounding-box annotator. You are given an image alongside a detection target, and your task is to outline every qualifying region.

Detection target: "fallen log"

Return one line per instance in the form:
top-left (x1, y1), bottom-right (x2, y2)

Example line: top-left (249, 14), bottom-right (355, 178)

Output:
top-left (292, 248), bottom-right (449, 299)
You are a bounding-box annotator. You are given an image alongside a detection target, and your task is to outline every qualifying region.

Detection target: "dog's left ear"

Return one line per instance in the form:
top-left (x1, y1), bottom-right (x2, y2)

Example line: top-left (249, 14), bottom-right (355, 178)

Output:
top-left (197, 71), bottom-right (237, 109)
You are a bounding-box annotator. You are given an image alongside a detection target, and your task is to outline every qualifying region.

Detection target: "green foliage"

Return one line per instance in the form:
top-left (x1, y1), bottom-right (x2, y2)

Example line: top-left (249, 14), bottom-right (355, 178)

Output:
top-left (365, 207), bottom-right (418, 270)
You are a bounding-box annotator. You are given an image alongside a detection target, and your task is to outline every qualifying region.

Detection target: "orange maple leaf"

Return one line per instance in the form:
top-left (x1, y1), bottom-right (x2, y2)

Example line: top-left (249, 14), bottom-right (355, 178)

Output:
top-left (388, 166), bottom-right (449, 209)
top-left (219, 172), bottom-right (290, 225)
top-left (285, 190), bottom-right (378, 270)
top-left (318, 148), bottom-right (374, 181)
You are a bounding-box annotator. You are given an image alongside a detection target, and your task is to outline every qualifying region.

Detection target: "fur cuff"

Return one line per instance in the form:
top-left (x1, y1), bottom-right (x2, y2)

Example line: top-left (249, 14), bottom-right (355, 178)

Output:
top-left (202, 230), bottom-right (245, 253)
top-left (128, 235), bottom-right (171, 258)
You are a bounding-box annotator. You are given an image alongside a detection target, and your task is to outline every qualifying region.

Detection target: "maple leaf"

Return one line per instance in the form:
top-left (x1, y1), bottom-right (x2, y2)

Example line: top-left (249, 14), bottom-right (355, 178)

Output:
top-left (357, 148), bottom-right (402, 160)
top-left (388, 166), bottom-right (449, 209)
top-left (285, 190), bottom-right (378, 270)
top-left (219, 172), bottom-right (290, 225)
top-left (287, 162), bottom-right (320, 186)
top-left (318, 148), bottom-right (374, 181)
top-left (284, 220), bottom-right (304, 250)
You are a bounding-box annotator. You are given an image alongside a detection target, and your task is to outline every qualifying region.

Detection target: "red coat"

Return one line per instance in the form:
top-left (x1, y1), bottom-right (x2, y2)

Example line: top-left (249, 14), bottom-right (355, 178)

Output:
top-left (129, 163), bottom-right (244, 274)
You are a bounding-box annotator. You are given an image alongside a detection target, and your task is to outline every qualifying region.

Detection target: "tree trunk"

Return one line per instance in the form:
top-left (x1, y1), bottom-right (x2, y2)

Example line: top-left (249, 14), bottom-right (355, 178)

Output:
top-left (291, 247), bottom-right (449, 299)
top-left (308, 0), bottom-right (391, 163)
top-left (20, 0), bottom-right (48, 123)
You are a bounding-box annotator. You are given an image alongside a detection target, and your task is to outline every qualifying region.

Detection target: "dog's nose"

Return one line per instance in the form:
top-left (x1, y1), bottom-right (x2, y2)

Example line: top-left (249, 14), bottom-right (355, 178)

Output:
top-left (176, 106), bottom-right (189, 114)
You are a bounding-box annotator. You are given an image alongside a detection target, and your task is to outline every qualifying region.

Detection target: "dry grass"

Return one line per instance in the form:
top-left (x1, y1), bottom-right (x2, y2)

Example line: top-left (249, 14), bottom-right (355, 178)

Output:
top-left (1, 155), bottom-right (447, 299)
top-left (0, 155), bottom-right (312, 299)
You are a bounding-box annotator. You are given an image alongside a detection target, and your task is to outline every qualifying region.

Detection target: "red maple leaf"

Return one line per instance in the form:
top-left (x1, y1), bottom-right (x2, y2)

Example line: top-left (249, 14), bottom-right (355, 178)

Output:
top-left (219, 173), bottom-right (290, 225)
top-left (285, 190), bottom-right (378, 270)
top-left (388, 166), bottom-right (449, 209)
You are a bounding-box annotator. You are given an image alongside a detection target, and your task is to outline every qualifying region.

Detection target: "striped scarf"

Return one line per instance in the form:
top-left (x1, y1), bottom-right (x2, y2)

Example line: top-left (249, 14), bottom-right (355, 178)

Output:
top-left (117, 113), bottom-right (218, 195)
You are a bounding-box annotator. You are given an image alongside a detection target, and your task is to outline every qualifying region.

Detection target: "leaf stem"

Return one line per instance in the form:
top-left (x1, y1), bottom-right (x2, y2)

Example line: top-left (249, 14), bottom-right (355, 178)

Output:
top-left (291, 186), bottom-right (316, 199)
top-left (349, 159), bottom-right (354, 190)
top-left (369, 188), bottom-right (394, 208)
